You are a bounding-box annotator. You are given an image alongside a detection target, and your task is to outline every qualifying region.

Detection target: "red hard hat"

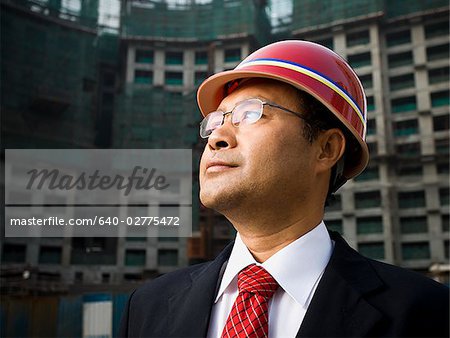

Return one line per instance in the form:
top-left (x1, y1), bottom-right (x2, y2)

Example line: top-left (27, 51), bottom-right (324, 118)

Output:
top-left (197, 40), bottom-right (369, 179)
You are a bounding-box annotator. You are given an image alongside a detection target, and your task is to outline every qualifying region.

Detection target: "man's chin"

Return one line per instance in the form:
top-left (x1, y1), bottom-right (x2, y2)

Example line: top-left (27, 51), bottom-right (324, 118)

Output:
top-left (200, 189), bottom-right (237, 213)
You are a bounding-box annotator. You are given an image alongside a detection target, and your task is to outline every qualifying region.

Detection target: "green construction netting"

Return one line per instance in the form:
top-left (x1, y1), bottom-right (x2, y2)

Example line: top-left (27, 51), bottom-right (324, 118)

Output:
top-left (1, 4), bottom-right (102, 148)
top-left (291, 0), bottom-right (448, 31)
top-left (6, 0), bottom-right (101, 30)
top-left (114, 86), bottom-right (199, 148)
top-left (385, 0), bottom-right (449, 18)
top-left (292, 0), bottom-right (384, 31)
top-left (122, 0), bottom-right (271, 43)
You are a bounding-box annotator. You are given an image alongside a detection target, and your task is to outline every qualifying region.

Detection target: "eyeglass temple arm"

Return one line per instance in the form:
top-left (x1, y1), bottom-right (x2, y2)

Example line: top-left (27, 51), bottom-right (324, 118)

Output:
top-left (263, 102), bottom-right (327, 129)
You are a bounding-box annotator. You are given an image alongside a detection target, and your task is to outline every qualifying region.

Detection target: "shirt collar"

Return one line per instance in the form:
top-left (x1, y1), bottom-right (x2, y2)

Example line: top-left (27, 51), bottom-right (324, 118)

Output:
top-left (214, 221), bottom-right (333, 308)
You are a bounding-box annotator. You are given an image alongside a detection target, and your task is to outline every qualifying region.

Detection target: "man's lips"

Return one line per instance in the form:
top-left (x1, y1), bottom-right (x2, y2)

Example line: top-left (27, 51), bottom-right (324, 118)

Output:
top-left (205, 160), bottom-right (238, 172)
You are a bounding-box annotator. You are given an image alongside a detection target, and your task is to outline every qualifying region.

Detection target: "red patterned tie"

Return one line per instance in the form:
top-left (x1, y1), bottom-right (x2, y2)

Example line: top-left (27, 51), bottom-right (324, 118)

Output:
top-left (221, 264), bottom-right (279, 338)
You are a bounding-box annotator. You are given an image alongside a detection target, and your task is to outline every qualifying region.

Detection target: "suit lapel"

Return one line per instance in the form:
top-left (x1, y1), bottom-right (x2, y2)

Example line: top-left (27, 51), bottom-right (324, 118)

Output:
top-left (168, 242), bottom-right (233, 337)
top-left (297, 232), bottom-right (385, 337)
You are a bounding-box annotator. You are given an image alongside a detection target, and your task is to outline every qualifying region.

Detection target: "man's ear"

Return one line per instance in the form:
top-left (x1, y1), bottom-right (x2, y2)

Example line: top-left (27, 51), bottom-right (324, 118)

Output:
top-left (315, 128), bottom-right (346, 173)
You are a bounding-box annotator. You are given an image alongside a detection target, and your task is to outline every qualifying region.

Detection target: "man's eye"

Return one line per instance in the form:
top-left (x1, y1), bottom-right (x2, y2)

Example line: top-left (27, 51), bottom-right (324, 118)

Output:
top-left (241, 110), bottom-right (260, 123)
top-left (204, 118), bottom-right (222, 133)
top-left (208, 120), bottom-right (222, 130)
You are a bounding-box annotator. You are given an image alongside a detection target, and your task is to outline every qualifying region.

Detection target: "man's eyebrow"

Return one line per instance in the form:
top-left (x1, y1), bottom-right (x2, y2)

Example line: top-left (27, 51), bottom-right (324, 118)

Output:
top-left (258, 97), bottom-right (278, 105)
top-left (216, 95), bottom-right (275, 111)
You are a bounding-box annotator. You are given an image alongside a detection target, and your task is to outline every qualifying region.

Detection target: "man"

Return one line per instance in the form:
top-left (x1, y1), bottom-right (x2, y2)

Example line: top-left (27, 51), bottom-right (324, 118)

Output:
top-left (120, 40), bottom-right (449, 337)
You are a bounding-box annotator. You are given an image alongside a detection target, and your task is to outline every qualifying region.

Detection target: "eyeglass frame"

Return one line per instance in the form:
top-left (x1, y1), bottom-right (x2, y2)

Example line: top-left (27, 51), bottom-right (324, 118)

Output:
top-left (199, 98), bottom-right (327, 139)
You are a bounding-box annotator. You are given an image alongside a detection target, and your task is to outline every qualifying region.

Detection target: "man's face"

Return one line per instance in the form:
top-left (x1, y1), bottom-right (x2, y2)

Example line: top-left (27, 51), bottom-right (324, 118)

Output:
top-left (199, 79), bottom-right (317, 215)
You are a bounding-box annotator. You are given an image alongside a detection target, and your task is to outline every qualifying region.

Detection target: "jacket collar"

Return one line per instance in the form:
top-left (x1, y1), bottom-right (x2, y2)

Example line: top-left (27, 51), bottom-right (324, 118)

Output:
top-left (168, 241), bottom-right (233, 337)
top-left (296, 231), bottom-right (385, 337)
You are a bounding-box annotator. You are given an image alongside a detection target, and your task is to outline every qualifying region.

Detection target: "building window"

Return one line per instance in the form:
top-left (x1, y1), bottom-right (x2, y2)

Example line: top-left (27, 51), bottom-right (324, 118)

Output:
top-left (326, 194), bottom-right (341, 211)
top-left (158, 249), bottom-right (178, 266)
top-left (427, 44), bottom-right (449, 62)
top-left (440, 188), bottom-right (449, 206)
top-left (445, 240), bottom-right (449, 259)
top-left (224, 48), bottom-right (241, 63)
top-left (359, 242), bottom-right (384, 260)
top-left (425, 21), bottom-right (449, 39)
top-left (135, 49), bottom-right (153, 64)
top-left (71, 238), bottom-right (117, 265)
top-left (123, 273), bottom-right (142, 281)
top-left (126, 237), bottom-right (146, 242)
top-left (355, 191), bottom-right (381, 209)
top-left (398, 191), bottom-right (426, 209)
top-left (396, 164), bottom-right (423, 177)
top-left (442, 214), bottom-right (449, 232)
top-left (395, 142), bottom-right (421, 158)
top-left (433, 115), bottom-right (450, 132)
top-left (165, 51), bottom-right (183, 65)
top-left (367, 96), bottom-right (375, 111)
top-left (165, 71), bottom-right (183, 85)
top-left (389, 73), bottom-right (415, 91)
top-left (357, 216), bottom-right (383, 234)
top-left (400, 216), bottom-right (428, 234)
top-left (39, 246), bottom-right (62, 264)
top-left (386, 30), bottom-right (411, 47)
top-left (431, 91), bottom-right (450, 108)
top-left (1, 244), bottom-right (26, 263)
top-left (102, 273), bottom-right (110, 283)
top-left (367, 142), bottom-right (378, 155)
top-left (326, 219), bottom-right (342, 234)
top-left (354, 165), bottom-right (379, 181)
top-left (359, 73), bottom-right (373, 89)
top-left (402, 242), bottom-right (430, 260)
top-left (366, 118), bottom-right (376, 135)
top-left (435, 138), bottom-right (449, 155)
top-left (195, 71), bottom-right (208, 86)
top-left (315, 38), bottom-right (333, 49)
top-left (428, 67), bottom-right (449, 84)
top-left (74, 272), bottom-right (83, 283)
top-left (437, 161), bottom-right (449, 174)
top-left (348, 52), bottom-right (371, 68)
top-left (393, 119), bottom-right (418, 137)
top-left (388, 51), bottom-right (413, 68)
top-left (195, 51), bottom-right (208, 65)
top-left (125, 249), bottom-right (146, 266)
top-left (134, 70), bottom-right (153, 84)
top-left (391, 96), bottom-right (417, 113)
top-left (346, 30), bottom-right (369, 47)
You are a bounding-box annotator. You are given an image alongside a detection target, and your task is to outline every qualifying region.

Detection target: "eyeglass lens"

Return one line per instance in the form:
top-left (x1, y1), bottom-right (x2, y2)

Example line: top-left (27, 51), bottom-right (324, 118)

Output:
top-left (200, 99), bottom-right (263, 138)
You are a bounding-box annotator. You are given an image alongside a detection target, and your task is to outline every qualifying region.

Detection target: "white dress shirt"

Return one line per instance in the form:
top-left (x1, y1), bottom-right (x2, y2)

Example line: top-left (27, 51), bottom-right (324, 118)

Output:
top-left (206, 221), bottom-right (334, 338)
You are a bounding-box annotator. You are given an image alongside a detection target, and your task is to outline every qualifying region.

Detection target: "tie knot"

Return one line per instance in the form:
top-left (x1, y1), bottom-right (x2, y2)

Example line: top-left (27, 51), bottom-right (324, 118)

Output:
top-left (237, 264), bottom-right (279, 299)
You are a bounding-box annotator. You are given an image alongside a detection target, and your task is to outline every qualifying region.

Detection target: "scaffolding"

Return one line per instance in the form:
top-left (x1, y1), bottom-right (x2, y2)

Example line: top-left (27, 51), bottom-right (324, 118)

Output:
top-left (0, 0), bottom-right (123, 148)
top-left (2, 0), bottom-right (102, 30)
top-left (121, 0), bottom-right (271, 43)
top-left (385, 0), bottom-right (449, 18)
top-left (113, 85), bottom-right (198, 148)
top-left (292, 0), bottom-right (384, 31)
top-left (291, 0), bottom-right (449, 32)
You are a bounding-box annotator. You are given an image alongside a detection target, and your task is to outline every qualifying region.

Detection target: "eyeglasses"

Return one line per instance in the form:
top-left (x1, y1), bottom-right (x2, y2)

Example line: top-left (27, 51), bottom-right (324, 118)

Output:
top-left (199, 98), bottom-right (317, 138)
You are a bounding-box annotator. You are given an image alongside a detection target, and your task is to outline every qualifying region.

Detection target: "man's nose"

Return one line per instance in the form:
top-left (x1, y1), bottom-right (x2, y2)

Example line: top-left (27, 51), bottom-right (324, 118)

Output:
top-left (207, 115), bottom-right (237, 150)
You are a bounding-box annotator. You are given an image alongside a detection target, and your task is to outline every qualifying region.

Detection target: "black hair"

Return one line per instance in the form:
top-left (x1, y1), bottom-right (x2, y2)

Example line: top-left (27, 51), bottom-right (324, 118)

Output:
top-left (296, 89), bottom-right (360, 206)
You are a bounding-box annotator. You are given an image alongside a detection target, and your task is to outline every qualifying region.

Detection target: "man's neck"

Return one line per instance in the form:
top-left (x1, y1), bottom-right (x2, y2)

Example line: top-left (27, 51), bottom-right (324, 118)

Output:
top-left (231, 213), bottom-right (323, 262)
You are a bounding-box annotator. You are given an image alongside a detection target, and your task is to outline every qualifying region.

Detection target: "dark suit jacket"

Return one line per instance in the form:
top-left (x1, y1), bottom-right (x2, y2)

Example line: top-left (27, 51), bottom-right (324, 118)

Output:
top-left (119, 231), bottom-right (449, 337)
